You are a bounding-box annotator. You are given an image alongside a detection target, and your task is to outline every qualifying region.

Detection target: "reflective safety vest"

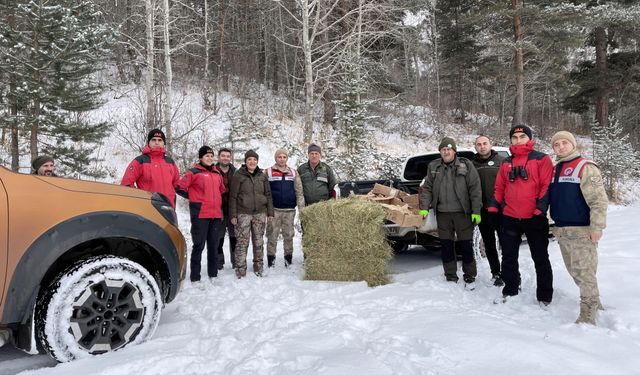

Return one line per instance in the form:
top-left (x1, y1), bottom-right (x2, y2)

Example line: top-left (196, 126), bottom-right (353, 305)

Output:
top-left (549, 156), bottom-right (592, 227)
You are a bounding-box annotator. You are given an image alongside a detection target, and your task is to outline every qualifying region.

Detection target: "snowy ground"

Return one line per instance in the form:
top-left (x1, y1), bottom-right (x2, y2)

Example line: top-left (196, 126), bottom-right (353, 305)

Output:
top-left (1, 204), bottom-right (639, 374)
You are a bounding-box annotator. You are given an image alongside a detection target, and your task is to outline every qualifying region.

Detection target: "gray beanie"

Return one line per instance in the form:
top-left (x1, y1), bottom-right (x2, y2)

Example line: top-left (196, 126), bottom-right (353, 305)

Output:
top-left (307, 143), bottom-right (322, 154)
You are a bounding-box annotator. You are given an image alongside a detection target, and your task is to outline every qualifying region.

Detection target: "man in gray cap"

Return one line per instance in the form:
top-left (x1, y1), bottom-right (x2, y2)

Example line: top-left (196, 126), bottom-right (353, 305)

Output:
top-left (419, 137), bottom-right (482, 289)
top-left (297, 143), bottom-right (338, 206)
top-left (32, 155), bottom-right (56, 176)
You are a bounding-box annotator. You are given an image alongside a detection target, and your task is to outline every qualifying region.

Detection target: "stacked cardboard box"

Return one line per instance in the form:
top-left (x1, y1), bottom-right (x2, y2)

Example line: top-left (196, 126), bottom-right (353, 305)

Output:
top-left (356, 183), bottom-right (426, 228)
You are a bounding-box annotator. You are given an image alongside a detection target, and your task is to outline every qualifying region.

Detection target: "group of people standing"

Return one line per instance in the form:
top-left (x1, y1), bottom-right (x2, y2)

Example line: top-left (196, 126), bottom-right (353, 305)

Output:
top-left (30, 124), bottom-right (608, 326)
top-left (119, 129), bottom-right (337, 281)
top-left (420, 125), bottom-right (609, 325)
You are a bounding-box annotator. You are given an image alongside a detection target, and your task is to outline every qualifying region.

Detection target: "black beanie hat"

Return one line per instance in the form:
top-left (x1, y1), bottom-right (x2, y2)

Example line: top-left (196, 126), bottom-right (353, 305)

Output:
top-left (198, 145), bottom-right (214, 159)
top-left (438, 137), bottom-right (457, 152)
top-left (509, 124), bottom-right (533, 140)
top-left (147, 128), bottom-right (166, 144)
top-left (244, 149), bottom-right (259, 161)
top-left (32, 155), bottom-right (54, 171)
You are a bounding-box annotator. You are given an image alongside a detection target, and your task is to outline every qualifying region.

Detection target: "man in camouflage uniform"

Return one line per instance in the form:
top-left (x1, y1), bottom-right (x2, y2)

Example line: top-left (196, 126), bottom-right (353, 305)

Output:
top-left (229, 150), bottom-right (274, 278)
top-left (549, 131), bottom-right (608, 325)
top-left (266, 148), bottom-right (305, 268)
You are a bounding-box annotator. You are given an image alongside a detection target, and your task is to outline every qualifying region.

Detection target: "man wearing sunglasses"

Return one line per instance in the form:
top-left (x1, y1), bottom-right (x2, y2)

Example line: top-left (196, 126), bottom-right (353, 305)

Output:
top-left (488, 125), bottom-right (554, 307)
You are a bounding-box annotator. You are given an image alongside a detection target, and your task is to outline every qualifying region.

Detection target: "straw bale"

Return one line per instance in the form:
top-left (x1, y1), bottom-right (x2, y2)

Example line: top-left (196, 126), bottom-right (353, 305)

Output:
top-left (300, 198), bottom-right (393, 287)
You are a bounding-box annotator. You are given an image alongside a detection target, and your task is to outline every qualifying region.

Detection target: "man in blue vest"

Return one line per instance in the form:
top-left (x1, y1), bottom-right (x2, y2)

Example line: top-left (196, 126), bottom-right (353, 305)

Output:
top-left (549, 131), bottom-right (608, 325)
top-left (266, 148), bottom-right (305, 267)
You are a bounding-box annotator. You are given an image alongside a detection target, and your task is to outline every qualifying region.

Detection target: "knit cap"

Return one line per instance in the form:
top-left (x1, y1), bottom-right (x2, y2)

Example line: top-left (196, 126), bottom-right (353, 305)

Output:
top-left (307, 143), bottom-right (322, 154)
top-left (198, 145), bottom-right (214, 159)
top-left (147, 128), bottom-right (166, 144)
top-left (32, 155), bottom-right (54, 171)
top-left (245, 149), bottom-right (259, 161)
top-left (509, 124), bottom-right (533, 140)
top-left (550, 131), bottom-right (577, 149)
top-left (274, 148), bottom-right (289, 159)
top-left (438, 137), bottom-right (457, 152)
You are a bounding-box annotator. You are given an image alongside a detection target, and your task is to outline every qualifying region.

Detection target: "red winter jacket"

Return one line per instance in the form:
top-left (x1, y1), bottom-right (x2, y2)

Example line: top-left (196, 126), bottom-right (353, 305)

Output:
top-left (121, 146), bottom-right (180, 207)
top-left (176, 163), bottom-right (226, 219)
top-left (488, 140), bottom-right (553, 219)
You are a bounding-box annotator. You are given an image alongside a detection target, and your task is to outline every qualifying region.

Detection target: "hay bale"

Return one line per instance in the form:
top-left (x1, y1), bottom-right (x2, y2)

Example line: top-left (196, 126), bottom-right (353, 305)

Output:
top-left (300, 198), bottom-right (393, 287)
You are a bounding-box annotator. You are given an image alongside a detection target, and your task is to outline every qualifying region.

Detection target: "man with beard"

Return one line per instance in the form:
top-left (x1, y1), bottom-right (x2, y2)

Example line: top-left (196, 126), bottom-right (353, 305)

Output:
top-left (31, 155), bottom-right (56, 176)
top-left (216, 147), bottom-right (237, 270)
top-left (121, 128), bottom-right (180, 208)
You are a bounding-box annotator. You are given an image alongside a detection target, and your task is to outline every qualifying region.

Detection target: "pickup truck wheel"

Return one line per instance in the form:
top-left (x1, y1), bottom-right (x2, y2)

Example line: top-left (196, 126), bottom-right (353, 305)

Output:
top-left (35, 256), bottom-right (162, 362)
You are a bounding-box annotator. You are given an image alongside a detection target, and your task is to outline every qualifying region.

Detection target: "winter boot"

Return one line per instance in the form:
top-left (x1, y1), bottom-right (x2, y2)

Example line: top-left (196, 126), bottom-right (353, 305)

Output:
top-left (235, 268), bottom-right (246, 279)
top-left (284, 254), bottom-right (293, 268)
top-left (463, 275), bottom-right (476, 291)
top-left (491, 274), bottom-right (504, 287)
top-left (462, 260), bottom-right (477, 282)
top-left (267, 255), bottom-right (276, 268)
top-left (576, 296), bottom-right (598, 325)
top-left (443, 261), bottom-right (459, 282)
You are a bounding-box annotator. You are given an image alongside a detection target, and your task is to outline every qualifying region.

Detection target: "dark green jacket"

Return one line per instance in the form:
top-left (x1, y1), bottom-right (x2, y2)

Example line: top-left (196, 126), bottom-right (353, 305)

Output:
top-left (419, 156), bottom-right (482, 215)
top-left (472, 150), bottom-right (504, 208)
top-left (229, 165), bottom-right (274, 218)
top-left (297, 161), bottom-right (338, 205)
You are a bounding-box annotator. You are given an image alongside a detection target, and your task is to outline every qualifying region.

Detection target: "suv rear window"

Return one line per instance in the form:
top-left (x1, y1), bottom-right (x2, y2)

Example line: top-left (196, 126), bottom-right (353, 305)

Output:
top-left (403, 150), bottom-right (509, 181)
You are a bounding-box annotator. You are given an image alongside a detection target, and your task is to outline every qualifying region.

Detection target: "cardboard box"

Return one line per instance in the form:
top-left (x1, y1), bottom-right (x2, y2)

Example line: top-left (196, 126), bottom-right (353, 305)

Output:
top-left (382, 204), bottom-right (426, 227)
top-left (371, 183), bottom-right (409, 199)
top-left (401, 194), bottom-right (420, 209)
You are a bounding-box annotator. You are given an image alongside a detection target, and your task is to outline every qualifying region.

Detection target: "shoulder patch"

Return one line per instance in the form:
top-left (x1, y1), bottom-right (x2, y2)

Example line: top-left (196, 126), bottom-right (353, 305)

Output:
top-left (164, 156), bottom-right (175, 164)
top-left (527, 150), bottom-right (547, 161)
top-left (135, 154), bottom-right (151, 164)
top-left (190, 168), bottom-right (202, 174)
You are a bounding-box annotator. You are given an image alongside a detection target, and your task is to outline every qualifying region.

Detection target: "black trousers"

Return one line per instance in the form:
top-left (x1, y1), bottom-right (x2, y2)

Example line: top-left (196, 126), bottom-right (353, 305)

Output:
top-left (190, 217), bottom-right (223, 281)
top-left (500, 215), bottom-right (553, 302)
top-left (217, 217), bottom-right (237, 267)
top-left (478, 208), bottom-right (501, 276)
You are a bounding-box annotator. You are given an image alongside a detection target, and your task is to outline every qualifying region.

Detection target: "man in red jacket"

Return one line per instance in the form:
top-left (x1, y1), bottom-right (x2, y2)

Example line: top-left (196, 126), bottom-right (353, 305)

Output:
top-left (121, 129), bottom-right (180, 207)
top-left (488, 125), bottom-right (554, 306)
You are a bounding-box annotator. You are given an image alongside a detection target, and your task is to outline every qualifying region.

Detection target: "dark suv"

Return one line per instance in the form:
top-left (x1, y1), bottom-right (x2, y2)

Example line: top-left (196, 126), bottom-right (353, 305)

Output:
top-left (0, 166), bottom-right (186, 362)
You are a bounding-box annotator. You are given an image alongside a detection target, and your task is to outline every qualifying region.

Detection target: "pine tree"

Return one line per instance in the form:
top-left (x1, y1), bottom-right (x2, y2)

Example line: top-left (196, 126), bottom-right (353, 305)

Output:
top-left (0, 0), bottom-right (114, 177)
top-left (334, 55), bottom-right (375, 180)
top-left (592, 116), bottom-right (639, 201)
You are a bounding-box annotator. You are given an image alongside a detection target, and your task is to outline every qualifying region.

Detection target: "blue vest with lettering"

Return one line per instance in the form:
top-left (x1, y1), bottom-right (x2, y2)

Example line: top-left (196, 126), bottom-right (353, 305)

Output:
top-left (267, 167), bottom-right (297, 209)
top-left (549, 156), bottom-right (591, 227)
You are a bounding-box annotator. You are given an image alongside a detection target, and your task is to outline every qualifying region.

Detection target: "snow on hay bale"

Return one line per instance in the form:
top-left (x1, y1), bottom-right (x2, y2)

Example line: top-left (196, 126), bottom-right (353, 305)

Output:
top-left (300, 198), bottom-right (393, 287)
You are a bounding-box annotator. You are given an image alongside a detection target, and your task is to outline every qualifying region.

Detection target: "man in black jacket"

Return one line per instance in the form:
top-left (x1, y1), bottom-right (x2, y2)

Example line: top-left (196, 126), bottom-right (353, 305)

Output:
top-left (472, 135), bottom-right (504, 286)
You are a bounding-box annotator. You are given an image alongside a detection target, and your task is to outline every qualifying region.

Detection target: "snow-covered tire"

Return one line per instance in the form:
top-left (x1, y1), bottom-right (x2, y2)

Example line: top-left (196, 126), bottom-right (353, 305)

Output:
top-left (35, 256), bottom-right (162, 362)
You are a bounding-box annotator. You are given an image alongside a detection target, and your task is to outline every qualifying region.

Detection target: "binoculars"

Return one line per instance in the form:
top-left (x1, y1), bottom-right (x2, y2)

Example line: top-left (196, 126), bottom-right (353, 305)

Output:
top-left (509, 165), bottom-right (529, 182)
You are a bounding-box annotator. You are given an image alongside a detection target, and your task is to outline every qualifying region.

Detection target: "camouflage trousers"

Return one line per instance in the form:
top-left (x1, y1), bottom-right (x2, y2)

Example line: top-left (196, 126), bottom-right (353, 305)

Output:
top-left (552, 226), bottom-right (600, 299)
top-left (235, 213), bottom-right (267, 274)
top-left (266, 209), bottom-right (296, 257)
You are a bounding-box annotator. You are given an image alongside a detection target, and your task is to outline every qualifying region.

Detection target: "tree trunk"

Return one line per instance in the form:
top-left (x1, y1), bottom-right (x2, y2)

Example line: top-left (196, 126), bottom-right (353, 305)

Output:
top-left (302, 0), bottom-right (314, 142)
top-left (145, 0), bottom-right (155, 132)
top-left (594, 26), bottom-right (608, 129)
top-left (162, 0), bottom-right (172, 152)
top-left (218, 0), bottom-right (228, 92)
top-left (511, 0), bottom-right (524, 125)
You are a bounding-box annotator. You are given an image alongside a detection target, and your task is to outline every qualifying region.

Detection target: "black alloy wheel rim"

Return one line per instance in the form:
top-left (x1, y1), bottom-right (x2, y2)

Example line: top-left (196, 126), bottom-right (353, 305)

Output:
top-left (69, 279), bottom-right (145, 353)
